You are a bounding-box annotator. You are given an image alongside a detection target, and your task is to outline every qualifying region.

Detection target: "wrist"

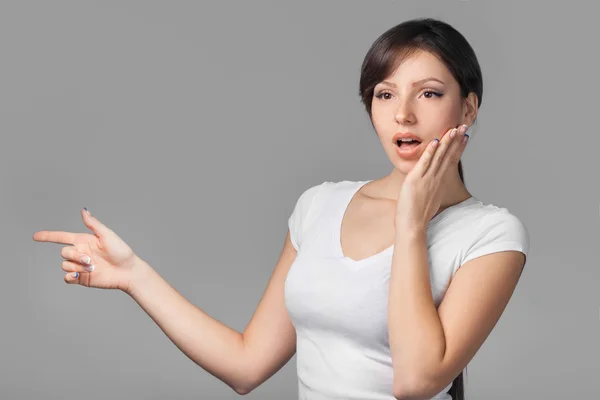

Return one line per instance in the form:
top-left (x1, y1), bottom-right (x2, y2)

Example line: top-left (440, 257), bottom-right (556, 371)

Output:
top-left (394, 221), bottom-right (427, 239)
top-left (123, 255), bottom-right (154, 297)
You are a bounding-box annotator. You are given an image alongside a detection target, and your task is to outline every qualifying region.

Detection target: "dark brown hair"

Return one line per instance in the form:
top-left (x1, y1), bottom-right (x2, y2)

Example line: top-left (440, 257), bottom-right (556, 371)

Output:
top-left (359, 17), bottom-right (483, 190)
top-left (359, 17), bottom-right (484, 399)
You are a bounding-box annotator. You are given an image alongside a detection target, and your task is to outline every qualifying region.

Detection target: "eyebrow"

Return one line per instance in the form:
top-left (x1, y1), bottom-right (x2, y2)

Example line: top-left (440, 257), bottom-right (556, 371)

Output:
top-left (379, 77), bottom-right (445, 87)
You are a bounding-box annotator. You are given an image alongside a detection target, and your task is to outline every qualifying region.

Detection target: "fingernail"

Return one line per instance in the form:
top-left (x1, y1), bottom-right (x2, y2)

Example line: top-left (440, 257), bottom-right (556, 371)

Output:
top-left (83, 207), bottom-right (91, 215)
top-left (450, 128), bottom-right (457, 139)
top-left (80, 255), bottom-right (91, 264)
top-left (463, 134), bottom-right (469, 144)
top-left (460, 125), bottom-right (468, 134)
top-left (83, 265), bottom-right (95, 273)
top-left (72, 272), bottom-right (79, 278)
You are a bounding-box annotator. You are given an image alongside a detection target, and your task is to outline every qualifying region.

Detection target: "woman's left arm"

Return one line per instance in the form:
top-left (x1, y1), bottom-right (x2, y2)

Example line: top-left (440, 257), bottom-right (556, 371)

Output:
top-left (389, 228), bottom-right (525, 400)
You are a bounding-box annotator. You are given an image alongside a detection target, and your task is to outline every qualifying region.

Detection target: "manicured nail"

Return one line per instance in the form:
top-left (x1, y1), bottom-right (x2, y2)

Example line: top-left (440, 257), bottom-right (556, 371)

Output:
top-left (72, 272), bottom-right (79, 278)
top-left (460, 124), bottom-right (468, 134)
top-left (450, 128), bottom-right (457, 139)
top-left (83, 207), bottom-right (91, 215)
top-left (80, 255), bottom-right (91, 264)
top-left (83, 265), bottom-right (95, 273)
top-left (463, 134), bottom-right (469, 144)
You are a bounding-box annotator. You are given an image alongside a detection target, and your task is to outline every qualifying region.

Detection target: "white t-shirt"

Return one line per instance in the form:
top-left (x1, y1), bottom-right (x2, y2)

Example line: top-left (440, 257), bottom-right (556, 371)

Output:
top-left (284, 180), bottom-right (529, 400)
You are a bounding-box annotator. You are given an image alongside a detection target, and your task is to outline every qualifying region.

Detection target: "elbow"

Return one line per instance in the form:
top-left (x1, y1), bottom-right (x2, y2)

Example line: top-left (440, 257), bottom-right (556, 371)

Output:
top-left (233, 381), bottom-right (254, 396)
top-left (232, 377), bottom-right (257, 396)
top-left (234, 386), bottom-right (251, 396)
top-left (393, 375), bottom-right (432, 400)
top-left (393, 388), bottom-right (428, 400)
top-left (233, 370), bottom-right (264, 396)
top-left (393, 391), bottom-right (425, 400)
top-left (231, 351), bottom-right (258, 395)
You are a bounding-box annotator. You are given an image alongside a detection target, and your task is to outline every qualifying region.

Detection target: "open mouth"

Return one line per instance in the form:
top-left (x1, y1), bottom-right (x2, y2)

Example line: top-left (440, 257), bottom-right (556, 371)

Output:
top-left (396, 139), bottom-right (422, 149)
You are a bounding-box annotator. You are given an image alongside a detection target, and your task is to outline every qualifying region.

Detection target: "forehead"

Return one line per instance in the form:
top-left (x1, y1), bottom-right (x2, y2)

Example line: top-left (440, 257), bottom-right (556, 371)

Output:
top-left (385, 50), bottom-right (453, 83)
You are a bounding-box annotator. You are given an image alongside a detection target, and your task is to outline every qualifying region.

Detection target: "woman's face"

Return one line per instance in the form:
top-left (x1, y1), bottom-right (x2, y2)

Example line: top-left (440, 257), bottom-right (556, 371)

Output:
top-left (371, 49), bottom-right (472, 173)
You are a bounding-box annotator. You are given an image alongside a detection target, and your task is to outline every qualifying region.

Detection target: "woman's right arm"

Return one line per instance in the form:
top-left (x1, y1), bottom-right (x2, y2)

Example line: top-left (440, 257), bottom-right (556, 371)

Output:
top-left (34, 209), bottom-right (299, 396)
top-left (126, 231), bottom-right (299, 395)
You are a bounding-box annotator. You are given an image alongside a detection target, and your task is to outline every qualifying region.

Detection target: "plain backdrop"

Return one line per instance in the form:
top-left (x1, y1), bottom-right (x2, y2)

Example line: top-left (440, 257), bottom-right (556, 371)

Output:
top-left (1, 1), bottom-right (599, 399)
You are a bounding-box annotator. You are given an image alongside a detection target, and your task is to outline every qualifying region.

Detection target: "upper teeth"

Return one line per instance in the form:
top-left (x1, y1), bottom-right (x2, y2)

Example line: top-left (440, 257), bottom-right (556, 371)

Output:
top-left (399, 138), bottom-right (417, 142)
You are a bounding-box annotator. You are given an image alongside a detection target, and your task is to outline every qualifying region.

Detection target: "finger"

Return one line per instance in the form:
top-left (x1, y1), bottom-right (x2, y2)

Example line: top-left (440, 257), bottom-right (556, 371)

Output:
top-left (60, 246), bottom-right (94, 266)
top-left (413, 126), bottom-right (454, 178)
top-left (462, 127), bottom-right (470, 146)
top-left (81, 208), bottom-right (113, 238)
top-left (438, 124), bottom-right (469, 175)
top-left (428, 126), bottom-right (461, 176)
top-left (64, 271), bottom-right (80, 284)
top-left (411, 137), bottom-right (440, 178)
top-left (33, 230), bottom-right (79, 245)
top-left (62, 260), bottom-right (95, 273)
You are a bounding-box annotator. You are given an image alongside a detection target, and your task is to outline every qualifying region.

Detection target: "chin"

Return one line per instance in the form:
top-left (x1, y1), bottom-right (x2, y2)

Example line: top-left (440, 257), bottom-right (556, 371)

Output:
top-left (391, 160), bottom-right (417, 174)
top-left (390, 147), bottom-right (423, 167)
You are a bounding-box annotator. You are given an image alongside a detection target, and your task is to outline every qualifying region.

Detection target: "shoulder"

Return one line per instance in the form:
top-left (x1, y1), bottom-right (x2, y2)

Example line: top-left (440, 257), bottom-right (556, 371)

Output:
top-left (470, 200), bottom-right (528, 239)
top-left (461, 199), bottom-right (530, 265)
top-left (287, 180), bottom-right (364, 251)
top-left (291, 180), bottom-right (332, 208)
top-left (291, 179), bottom-right (362, 205)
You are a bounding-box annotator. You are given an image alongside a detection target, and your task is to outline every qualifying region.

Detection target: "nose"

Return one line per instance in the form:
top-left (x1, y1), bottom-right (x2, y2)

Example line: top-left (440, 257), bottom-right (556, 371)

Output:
top-left (394, 97), bottom-right (416, 125)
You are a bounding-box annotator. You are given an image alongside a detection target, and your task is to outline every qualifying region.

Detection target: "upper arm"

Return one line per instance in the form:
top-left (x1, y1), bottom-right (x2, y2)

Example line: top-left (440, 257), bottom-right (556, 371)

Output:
top-left (405, 210), bottom-right (530, 396)
top-left (240, 229), bottom-right (298, 393)
top-left (423, 250), bottom-right (526, 395)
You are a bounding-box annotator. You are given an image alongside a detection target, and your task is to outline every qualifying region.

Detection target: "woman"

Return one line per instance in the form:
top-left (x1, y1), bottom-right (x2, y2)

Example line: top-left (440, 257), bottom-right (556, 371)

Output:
top-left (33, 18), bottom-right (528, 400)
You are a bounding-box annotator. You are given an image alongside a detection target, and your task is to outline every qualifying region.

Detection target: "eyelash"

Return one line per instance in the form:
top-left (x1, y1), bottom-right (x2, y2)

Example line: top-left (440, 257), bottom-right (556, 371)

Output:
top-left (374, 89), bottom-right (444, 100)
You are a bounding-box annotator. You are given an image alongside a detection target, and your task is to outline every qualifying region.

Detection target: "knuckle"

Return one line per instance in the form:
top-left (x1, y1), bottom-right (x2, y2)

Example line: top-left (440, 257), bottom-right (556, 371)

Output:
top-left (63, 245), bottom-right (79, 261)
top-left (62, 260), bottom-right (73, 272)
top-left (60, 246), bottom-right (70, 259)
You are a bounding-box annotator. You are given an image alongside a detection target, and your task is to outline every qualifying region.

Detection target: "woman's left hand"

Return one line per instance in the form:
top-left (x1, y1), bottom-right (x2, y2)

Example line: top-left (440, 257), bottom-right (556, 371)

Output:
top-left (394, 124), bottom-right (470, 233)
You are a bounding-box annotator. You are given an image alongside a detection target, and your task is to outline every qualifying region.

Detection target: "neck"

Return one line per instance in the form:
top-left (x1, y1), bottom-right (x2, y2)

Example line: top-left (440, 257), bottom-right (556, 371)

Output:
top-left (379, 165), bottom-right (471, 208)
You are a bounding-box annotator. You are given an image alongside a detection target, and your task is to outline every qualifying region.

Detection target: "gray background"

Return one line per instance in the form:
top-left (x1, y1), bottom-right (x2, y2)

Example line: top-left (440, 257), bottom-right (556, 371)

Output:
top-left (2, 0), bottom-right (598, 399)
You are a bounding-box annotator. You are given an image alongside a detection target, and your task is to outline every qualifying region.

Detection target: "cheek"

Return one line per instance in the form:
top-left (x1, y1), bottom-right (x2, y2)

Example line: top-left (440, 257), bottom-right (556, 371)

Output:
top-left (370, 107), bottom-right (385, 126)
top-left (425, 106), bottom-right (463, 134)
top-left (370, 98), bottom-right (461, 133)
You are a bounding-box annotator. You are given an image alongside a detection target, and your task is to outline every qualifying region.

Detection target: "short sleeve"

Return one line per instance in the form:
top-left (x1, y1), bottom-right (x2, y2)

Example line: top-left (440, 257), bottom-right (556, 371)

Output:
top-left (287, 182), bottom-right (326, 251)
top-left (461, 210), bottom-right (530, 267)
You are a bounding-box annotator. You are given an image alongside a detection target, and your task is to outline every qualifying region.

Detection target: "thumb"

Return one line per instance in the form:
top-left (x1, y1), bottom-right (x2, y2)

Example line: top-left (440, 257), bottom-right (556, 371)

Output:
top-left (81, 208), bottom-right (112, 237)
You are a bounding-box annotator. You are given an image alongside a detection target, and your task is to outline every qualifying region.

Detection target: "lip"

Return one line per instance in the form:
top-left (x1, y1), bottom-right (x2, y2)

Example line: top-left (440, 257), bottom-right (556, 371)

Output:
top-left (394, 140), bottom-right (423, 159)
top-left (392, 131), bottom-right (423, 143)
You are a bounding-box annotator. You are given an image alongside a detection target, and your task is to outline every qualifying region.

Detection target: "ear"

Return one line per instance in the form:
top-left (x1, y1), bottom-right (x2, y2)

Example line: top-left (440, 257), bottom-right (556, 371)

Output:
top-left (462, 92), bottom-right (479, 125)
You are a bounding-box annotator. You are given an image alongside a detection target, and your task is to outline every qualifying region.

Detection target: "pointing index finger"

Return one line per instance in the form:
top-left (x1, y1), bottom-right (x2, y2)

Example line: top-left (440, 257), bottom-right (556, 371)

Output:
top-left (32, 231), bottom-right (80, 245)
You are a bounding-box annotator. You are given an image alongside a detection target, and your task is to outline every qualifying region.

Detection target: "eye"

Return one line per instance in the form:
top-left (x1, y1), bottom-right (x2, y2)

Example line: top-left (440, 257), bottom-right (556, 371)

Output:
top-left (374, 90), bottom-right (393, 100)
top-left (421, 90), bottom-right (443, 99)
top-left (374, 89), bottom-right (444, 101)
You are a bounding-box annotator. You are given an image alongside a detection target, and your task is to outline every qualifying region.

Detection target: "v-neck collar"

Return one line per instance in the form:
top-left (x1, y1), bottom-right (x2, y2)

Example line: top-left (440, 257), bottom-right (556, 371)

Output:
top-left (335, 180), bottom-right (476, 268)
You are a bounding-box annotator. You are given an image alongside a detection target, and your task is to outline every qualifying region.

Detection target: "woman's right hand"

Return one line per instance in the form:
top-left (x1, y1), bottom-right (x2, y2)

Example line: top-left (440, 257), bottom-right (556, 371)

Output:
top-left (33, 208), bottom-right (145, 293)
